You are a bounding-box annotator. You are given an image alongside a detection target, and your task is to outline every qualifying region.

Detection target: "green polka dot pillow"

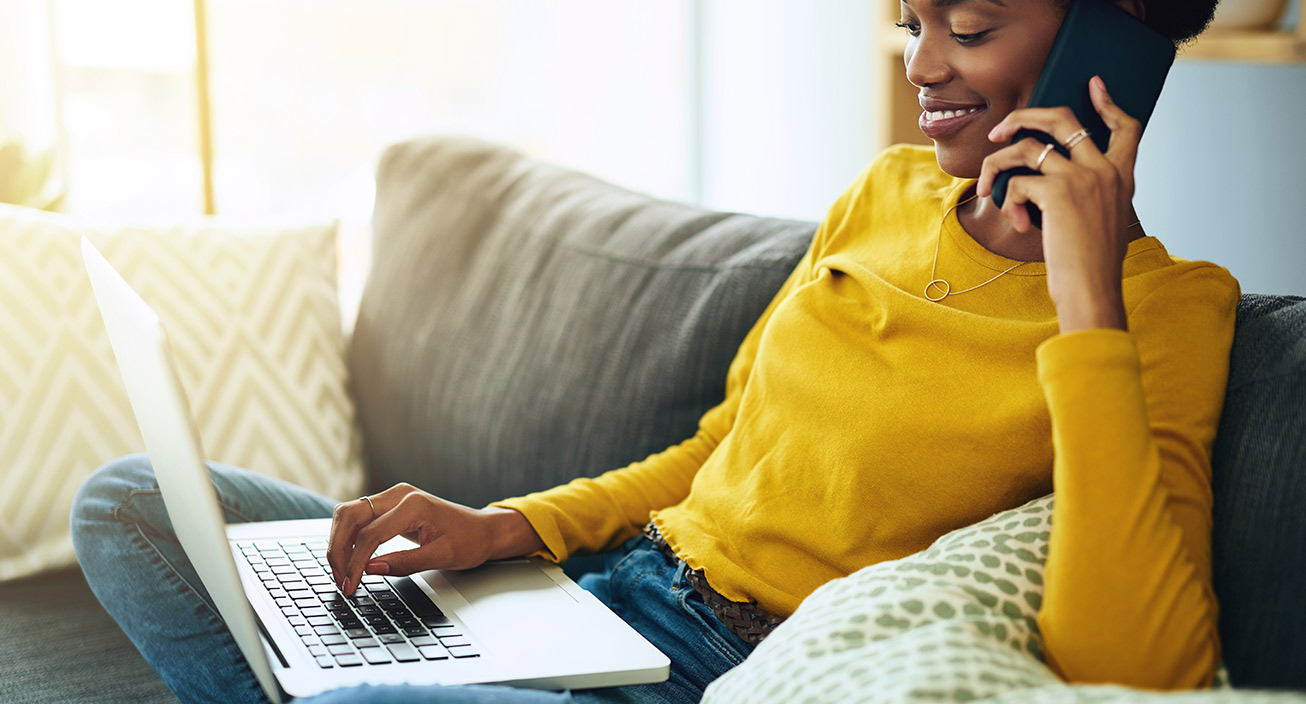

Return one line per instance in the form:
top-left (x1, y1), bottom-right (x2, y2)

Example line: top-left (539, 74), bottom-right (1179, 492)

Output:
top-left (701, 495), bottom-right (1260, 704)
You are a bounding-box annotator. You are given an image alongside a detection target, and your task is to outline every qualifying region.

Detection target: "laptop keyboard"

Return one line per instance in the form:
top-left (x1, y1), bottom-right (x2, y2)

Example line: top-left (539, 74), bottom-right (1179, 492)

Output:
top-left (236, 539), bottom-right (482, 669)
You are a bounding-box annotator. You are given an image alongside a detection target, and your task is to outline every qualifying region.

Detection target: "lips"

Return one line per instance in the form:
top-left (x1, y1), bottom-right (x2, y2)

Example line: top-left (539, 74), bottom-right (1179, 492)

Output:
top-left (918, 105), bottom-right (987, 141)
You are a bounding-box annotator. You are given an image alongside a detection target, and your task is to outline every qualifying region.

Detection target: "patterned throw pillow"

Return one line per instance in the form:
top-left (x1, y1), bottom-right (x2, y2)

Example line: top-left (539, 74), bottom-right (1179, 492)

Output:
top-left (0, 204), bottom-right (364, 581)
top-left (703, 495), bottom-right (1242, 704)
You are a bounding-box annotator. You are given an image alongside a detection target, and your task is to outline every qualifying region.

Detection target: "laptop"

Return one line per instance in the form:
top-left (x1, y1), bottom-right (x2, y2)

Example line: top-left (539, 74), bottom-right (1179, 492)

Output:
top-left (81, 237), bottom-right (670, 702)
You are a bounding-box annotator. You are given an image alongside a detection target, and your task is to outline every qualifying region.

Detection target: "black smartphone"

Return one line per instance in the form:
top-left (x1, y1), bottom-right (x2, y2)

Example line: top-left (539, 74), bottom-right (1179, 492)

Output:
top-left (990, 0), bottom-right (1175, 229)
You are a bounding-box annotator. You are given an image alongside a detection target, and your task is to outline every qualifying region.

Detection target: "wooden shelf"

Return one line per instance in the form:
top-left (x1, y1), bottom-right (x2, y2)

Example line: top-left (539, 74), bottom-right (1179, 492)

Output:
top-left (1180, 29), bottom-right (1306, 62)
top-left (873, 0), bottom-right (1306, 151)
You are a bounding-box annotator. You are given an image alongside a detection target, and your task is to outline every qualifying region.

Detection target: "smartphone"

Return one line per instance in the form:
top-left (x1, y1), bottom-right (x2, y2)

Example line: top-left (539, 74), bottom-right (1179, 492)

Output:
top-left (990, 0), bottom-right (1175, 229)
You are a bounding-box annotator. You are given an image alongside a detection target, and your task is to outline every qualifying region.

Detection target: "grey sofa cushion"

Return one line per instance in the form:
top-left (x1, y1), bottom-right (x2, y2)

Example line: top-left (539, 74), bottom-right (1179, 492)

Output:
top-left (1210, 294), bottom-right (1306, 690)
top-left (0, 569), bottom-right (176, 703)
top-left (349, 136), bottom-right (815, 512)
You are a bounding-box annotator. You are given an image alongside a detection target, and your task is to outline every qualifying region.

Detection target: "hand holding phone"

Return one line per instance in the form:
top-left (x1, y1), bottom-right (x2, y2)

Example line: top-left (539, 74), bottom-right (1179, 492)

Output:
top-left (989, 0), bottom-right (1175, 230)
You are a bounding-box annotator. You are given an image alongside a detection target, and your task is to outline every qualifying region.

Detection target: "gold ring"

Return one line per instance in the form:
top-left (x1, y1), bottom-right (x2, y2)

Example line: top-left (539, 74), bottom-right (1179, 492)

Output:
top-left (1063, 128), bottom-right (1091, 151)
top-left (362, 495), bottom-right (376, 519)
top-left (1035, 142), bottom-right (1056, 172)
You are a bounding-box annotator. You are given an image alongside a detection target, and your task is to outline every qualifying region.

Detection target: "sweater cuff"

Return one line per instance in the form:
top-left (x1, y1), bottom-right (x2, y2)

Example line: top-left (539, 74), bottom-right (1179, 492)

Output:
top-left (486, 497), bottom-right (565, 564)
top-left (1036, 328), bottom-right (1139, 387)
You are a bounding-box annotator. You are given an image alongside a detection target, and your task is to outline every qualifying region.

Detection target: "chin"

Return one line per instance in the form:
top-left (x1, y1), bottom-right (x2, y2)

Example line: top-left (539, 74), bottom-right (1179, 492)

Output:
top-left (933, 146), bottom-right (983, 180)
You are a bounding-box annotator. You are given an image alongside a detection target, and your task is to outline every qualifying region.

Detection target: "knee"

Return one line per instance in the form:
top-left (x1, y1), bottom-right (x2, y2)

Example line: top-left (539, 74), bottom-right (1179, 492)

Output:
top-left (71, 453), bottom-right (158, 529)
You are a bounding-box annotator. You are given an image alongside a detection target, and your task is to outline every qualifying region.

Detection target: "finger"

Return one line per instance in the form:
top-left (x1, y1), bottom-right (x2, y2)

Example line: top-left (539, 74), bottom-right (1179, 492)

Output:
top-left (988, 106), bottom-right (1092, 147)
top-left (327, 499), bottom-right (373, 588)
top-left (977, 140), bottom-right (1068, 198)
top-left (1089, 75), bottom-right (1142, 179)
top-left (1000, 175), bottom-right (1036, 233)
top-left (364, 543), bottom-right (449, 577)
top-left (343, 499), bottom-right (421, 594)
top-left (327, 483), bottom-right (416, 587)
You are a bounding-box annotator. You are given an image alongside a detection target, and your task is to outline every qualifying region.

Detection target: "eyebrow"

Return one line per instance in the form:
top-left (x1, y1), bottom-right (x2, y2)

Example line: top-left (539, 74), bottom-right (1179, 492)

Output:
top-left (931, 0), bottom-right (1006, 6)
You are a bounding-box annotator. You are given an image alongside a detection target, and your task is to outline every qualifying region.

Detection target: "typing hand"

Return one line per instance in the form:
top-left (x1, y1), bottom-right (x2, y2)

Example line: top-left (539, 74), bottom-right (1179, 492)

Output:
top-left (326, 483), bottom-right (543, 595)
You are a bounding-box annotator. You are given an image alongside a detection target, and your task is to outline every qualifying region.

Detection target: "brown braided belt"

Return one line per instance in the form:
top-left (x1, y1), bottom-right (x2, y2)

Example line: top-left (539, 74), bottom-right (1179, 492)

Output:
top-left (641, 522), bottom-right (785, 645)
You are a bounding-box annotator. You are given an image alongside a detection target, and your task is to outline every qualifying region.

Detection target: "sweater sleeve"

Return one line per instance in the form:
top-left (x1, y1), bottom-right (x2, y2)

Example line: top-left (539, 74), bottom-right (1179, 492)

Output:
top-left (487, 190), bottom-right (849, 564)
top-left (1033, 264), bottom-right (1240, 689)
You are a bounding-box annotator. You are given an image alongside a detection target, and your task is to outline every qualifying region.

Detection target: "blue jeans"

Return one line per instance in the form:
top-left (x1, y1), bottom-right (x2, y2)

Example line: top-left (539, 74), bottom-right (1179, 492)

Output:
top-left (71, 455), bottom-right (755, 704)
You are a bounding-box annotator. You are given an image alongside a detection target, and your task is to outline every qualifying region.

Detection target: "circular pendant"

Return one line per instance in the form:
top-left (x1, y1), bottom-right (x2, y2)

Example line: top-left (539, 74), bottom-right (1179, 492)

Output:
top-left (924, 279), bottom-right (951, 302)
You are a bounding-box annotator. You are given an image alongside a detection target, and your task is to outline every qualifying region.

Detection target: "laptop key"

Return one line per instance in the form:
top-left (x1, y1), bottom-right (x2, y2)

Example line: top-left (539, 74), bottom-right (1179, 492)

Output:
top-left (345, 628), bottom-right (371, 640)
top-left (409, 635), bottom-right (437, 647)
top-left (388, 577), bottom-right (444, 618)
top-left (314, 625), bottom-right (341, 636)
top-left (352, 637), bottom-right (379, 649)
top-left (327, 643), bottom-right (355, 656)
top-left (378, 633), bottom-right (405, 645)
top-left (402, 626), bottom-right (428, 638)
top-left (294, 626), bottom-right (314, 637)
top-left (320, 634), bottom-right (347, 646)
top-left (307, 645), bottom-right (328, 657)
top-left (307, 616), bottom-right (335, 627)
top-left (417, 645), bottom-right (449, 660)
top-left (387, 643), bottom-right (421, 663)
top-left (360, 647), bottom-right (392, 665)
top-left (447, 645), bottom-right (480, 659)
top-left (334, 653), bottom-right (363, 667)
top-left (438, 636), bottom-right (471, 648)
top-left (421, 615), bottom-right (453, 628)
top-left (314, 656), bottom-right (335, 669)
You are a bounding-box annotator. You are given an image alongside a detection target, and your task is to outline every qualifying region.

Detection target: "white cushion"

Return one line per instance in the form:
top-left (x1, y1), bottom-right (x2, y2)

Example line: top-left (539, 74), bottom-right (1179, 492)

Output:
top-left (0, 204), bottom-right (364, 581)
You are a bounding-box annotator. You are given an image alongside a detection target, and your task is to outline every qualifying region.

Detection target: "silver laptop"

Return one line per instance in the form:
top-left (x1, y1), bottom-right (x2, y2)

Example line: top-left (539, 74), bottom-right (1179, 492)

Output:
top-left (82, 237), bottom-right (669, 702)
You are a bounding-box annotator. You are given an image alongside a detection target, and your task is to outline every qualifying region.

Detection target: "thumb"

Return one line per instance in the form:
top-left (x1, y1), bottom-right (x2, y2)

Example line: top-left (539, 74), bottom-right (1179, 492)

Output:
top-left (365, 545), bottom-right (434, 577)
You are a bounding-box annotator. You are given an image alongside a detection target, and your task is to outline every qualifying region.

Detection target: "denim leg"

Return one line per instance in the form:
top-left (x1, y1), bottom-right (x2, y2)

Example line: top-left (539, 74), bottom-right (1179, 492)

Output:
top-left (71, 454), bottom-right (338, 704)
top-left (301, 536), bottom-right (756, 704)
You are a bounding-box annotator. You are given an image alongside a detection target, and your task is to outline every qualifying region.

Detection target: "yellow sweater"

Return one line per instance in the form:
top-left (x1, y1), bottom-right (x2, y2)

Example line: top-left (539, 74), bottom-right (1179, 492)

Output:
top-left (492, 145), bottom-right (1240, 690)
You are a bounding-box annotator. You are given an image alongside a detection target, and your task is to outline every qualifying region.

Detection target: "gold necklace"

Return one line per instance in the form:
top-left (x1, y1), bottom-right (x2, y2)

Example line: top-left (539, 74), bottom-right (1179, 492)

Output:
top-left (924, 193), bottom-right (1030, 302)
top-left (923, 193), bottom-right (1144, 303)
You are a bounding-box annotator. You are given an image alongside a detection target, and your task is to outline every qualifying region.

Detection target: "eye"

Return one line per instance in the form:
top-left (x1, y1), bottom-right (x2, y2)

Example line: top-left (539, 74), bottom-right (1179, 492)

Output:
top-left (950, 30), bottom-right (991, 45)
top-left (895, 21), bottom-right (921, 37)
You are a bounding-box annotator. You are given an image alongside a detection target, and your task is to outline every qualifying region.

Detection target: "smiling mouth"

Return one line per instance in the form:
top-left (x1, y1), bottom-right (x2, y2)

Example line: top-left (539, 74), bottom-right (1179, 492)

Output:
top-left (922, 107), bottom-right (984, 122)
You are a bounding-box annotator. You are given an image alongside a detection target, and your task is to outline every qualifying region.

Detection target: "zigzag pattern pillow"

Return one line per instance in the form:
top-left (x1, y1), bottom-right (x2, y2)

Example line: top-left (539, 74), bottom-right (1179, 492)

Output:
top-left (0, 204), bottom-right (364, 581)
top-left (703, 495), bottom-right (1237, 704)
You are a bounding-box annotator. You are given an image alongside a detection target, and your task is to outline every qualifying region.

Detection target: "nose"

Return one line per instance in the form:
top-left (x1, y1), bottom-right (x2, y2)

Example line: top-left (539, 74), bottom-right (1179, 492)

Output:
top-left (903, 32), bottom-right (953, 89)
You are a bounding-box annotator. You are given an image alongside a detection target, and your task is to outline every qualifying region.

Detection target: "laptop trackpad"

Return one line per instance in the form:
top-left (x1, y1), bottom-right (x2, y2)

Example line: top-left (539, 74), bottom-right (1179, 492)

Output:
top-left (442, 561), bottom-right (578, 611)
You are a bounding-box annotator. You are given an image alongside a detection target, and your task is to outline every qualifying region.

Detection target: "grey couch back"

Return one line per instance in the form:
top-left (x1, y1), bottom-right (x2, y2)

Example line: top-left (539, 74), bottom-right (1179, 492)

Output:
top-left (348, 136), bottom-right (1306, 691)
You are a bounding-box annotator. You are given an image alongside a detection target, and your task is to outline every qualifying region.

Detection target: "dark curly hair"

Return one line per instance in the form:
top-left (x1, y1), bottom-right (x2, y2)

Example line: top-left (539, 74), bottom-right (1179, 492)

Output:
top-left (1056, 0), bottom-right (1221, 45)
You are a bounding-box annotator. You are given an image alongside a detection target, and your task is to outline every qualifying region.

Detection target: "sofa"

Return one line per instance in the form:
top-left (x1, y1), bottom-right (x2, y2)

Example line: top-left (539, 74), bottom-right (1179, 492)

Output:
top-left (0, 136), bottom-right (1302, 703)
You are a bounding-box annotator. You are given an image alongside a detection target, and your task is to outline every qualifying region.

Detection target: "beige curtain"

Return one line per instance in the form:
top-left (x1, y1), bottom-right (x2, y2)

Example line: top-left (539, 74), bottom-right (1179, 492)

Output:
top-left (0, 0), bottom-right (64, 210)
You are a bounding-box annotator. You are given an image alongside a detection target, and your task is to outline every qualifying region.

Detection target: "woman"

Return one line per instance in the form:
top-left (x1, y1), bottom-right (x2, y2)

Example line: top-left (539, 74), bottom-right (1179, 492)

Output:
top-left (72, 0), bottom-right (1237, 701)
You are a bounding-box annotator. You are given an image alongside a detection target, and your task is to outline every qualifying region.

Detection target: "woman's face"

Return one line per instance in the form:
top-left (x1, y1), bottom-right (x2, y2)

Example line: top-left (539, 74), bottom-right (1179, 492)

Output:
top-left (899, 0), bottom-right (1066, 179)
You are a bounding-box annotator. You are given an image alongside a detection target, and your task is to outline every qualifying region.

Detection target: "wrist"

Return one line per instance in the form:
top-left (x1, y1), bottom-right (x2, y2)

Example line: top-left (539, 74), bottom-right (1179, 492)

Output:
top-left (1055, 290), bottom-right (1128, 334)
top-left (481, 506), bottom-right (547, 560)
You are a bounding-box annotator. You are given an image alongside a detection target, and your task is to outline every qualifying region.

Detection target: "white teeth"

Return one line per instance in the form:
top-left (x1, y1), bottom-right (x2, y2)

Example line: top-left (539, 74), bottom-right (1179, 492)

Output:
top-left (926, 107), bottom-right (980, 121)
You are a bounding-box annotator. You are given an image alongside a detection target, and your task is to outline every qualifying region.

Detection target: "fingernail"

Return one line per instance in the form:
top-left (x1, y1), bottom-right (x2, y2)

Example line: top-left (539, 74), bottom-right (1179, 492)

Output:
top-left (343, 578), bottom-right (352, 594)
top-left (365, 560), bottom-right (390, 575)
top-left (1093, 75), bottom-right (1107, 92)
